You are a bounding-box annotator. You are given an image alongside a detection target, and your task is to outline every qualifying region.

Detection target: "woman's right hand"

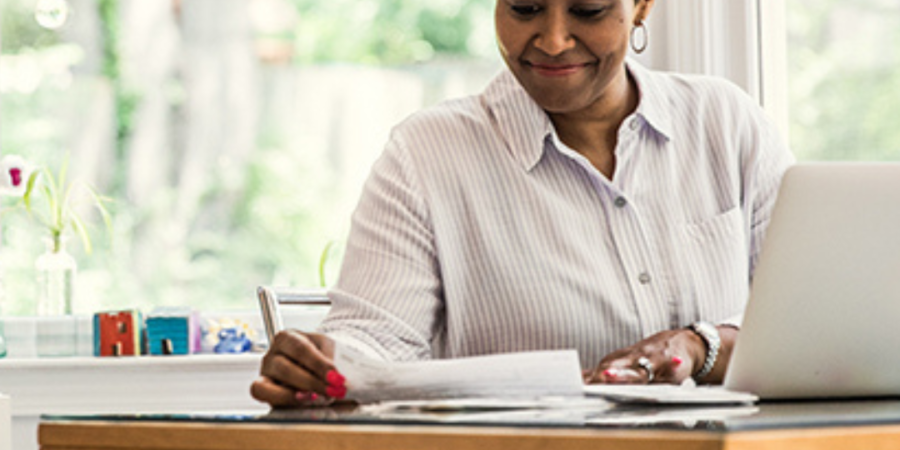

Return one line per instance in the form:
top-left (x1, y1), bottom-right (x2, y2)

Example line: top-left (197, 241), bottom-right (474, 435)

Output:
top-left (250, 330), bottom-right (345, 407)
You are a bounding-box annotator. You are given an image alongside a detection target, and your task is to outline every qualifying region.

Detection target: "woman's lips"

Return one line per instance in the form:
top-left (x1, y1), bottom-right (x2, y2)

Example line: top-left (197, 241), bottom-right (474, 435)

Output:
top-left (527, 62), bottom-right (588, 77)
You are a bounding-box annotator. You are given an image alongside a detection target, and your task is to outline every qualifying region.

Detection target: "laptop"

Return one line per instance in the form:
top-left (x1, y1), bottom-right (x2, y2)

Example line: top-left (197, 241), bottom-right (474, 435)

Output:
top-left (723, 162), bottom-right (900, 399)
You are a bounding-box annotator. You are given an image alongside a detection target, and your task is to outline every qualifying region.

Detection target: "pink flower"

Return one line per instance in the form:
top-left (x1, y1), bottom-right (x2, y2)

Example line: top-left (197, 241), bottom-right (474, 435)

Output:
top-left (0, 155), bottom-right (31, 197)
top-left (10, 167), bottom-right (22, 186)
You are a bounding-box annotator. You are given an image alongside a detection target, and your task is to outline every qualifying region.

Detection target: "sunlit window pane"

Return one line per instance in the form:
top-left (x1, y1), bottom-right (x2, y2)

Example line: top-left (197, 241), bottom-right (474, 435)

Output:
top-left (1, 0), bottom-right (499, 314)
top-left (787, 0), bottom-right (900, 161)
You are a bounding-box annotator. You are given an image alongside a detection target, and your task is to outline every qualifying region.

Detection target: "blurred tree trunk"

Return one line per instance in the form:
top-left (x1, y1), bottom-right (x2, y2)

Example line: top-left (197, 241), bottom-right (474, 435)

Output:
top-left (177, 0), bottom-right (259, 227)
top-left (60, 0), bottom-right (115, 212)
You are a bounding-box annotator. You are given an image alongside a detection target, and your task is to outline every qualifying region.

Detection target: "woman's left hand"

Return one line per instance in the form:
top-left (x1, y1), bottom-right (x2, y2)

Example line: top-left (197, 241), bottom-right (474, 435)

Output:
top-left (583, 328), bottom-right (712, 385)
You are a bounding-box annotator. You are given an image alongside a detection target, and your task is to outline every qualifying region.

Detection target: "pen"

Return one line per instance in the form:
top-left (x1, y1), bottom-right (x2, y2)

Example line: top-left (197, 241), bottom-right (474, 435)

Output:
top-left (257, 286), bottom-right (284, 344)
top-left (256, 286), bottom-right (331, 343)
top-left (256, 286), bottom-right (337, 404)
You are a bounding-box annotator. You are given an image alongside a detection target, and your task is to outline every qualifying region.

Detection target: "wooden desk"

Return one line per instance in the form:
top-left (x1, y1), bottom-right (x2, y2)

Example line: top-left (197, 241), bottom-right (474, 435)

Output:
top-left (39, 400), bottom-right (900, 450)
top-left (38, 420), bottom-right (900, 450)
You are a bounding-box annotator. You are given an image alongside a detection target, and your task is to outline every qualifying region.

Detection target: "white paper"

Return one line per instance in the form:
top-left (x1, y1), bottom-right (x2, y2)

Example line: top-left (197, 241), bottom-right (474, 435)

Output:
top-left (333, 345), bottom-right (584, 404)
top-left (360, 402), bottom-right (610, 425)
top-left (373, 396), bottom-right (611, 412)
top-left (583, 384), bottom-right (758, 405)
top-left (586, 405), bottom-right (760, 427)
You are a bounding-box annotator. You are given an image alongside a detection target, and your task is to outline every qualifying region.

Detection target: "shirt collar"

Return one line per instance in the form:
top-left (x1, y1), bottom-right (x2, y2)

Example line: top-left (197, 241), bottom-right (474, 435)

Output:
top-left (483, 70), bottom-right (553, 172)
top-left (625, 58), bottom-right (674, 141)
top-left (483, 60), bottom-right (673, 172)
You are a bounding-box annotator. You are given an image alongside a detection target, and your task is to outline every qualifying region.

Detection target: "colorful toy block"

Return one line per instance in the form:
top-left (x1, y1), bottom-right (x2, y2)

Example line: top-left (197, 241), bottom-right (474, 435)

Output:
top-left (93, 310), bottom-right (144, 356)
top-left (146, 307), bottom-right (200, 356)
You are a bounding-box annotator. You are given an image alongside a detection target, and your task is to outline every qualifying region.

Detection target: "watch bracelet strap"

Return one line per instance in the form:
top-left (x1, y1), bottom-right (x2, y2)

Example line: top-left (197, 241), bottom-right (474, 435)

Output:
top-left (692, 323), bottom-right (720, 380)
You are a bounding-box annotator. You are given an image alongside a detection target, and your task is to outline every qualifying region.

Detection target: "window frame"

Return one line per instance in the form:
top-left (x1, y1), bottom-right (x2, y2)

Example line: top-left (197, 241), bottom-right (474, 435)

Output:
top-left (757, 0), bottom-right (789, 141)
top-left (647, 0), bottom-right (789, 139)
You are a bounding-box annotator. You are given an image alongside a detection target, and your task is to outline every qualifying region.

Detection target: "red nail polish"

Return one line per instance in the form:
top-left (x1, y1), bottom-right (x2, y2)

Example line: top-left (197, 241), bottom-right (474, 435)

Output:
top-left (671, 356), bottom-right (683, 366)
top-left (326, 370), bottom-right (346, 387)
top-left (603, 369), bottom-right (616, 378)
top-left (310, 393), bottom-right (319, 401)
top-left (295, 391), bottom-right (310, 401)
top-left (325, 386), bottom-right (346, 399)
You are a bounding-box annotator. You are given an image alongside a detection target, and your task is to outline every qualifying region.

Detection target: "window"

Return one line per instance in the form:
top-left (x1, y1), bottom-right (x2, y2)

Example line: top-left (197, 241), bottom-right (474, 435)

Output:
top-left (2, 1), bottom-right (783, 317)
top-left (784, 0), bottom-right (900, 161)
top-left (641, 1), bottom-right (900, 161)
top-left (1, 0), bottom-right (500, 314)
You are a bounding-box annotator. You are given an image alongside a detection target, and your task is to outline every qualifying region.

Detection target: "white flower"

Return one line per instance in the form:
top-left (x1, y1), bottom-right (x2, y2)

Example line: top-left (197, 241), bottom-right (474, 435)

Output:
top-left (0, 155), bottom-right (32, 198)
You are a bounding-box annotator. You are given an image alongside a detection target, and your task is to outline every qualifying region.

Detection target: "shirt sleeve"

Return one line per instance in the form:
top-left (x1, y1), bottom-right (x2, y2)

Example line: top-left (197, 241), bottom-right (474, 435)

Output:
top-left (316, 130), bottom-right (443, 362)
top-left (729, 87), bottom-right (796, 328)
top-left (745, 121), bottom-right (795, 280)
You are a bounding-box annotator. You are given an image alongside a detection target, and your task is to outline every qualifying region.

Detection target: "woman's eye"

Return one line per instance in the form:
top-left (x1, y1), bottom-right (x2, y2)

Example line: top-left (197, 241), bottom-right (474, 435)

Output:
top-left (570, 7), bottom-right (605, 18)
top-left (511, 5), bottom-right (542, 16)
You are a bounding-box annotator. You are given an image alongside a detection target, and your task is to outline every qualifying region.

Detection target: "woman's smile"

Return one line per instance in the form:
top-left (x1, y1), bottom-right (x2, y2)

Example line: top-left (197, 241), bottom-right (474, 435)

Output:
top-left (526, 61), bottom-right (593, 78)
top-left (496, 0), bottom-right (639, 114)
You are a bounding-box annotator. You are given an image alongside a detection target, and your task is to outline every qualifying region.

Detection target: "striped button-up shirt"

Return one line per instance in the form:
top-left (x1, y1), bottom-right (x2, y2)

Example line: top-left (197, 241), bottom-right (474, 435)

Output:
top-left (318, 60), bottom-right (794, 369)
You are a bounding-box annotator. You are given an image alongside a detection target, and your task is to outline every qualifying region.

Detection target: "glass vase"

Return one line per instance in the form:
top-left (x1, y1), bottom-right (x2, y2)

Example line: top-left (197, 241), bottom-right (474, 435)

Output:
top-left (35, 236), bottom-right (76, 316)
top-left (35, 236), bottom-right (77, 357)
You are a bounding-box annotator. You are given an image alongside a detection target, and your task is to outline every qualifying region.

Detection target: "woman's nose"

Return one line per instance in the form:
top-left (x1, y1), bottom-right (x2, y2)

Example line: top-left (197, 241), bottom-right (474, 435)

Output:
top-left (533, 13), bottom-right (576, 56)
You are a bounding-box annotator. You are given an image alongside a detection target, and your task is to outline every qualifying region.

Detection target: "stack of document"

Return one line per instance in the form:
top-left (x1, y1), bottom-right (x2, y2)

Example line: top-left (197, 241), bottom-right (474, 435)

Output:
top-left (334, 345), bottom-right (584, 404)
top-left (333, 345), bottom-right (757, 407)
top-left (584, 384), bottom-right (758, 405)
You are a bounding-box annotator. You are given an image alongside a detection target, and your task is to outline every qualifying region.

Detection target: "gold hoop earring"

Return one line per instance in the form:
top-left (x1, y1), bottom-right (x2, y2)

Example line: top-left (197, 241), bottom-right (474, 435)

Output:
top-left (630, 21), bottom-right (648, 54)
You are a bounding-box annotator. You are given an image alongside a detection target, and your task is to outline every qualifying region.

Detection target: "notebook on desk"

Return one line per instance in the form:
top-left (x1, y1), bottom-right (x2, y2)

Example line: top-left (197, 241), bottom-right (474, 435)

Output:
top-left (724, 163), bottom-right (900, 399)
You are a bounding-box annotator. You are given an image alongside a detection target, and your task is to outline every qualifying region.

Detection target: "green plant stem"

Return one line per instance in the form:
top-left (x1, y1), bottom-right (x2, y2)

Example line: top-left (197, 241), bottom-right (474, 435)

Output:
top-left (318, 240), bottom-right (337, 288)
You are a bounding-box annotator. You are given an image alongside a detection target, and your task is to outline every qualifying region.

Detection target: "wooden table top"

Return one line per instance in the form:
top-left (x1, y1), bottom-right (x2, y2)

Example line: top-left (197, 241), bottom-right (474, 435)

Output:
top-left (40, 419), bottom-right (900, 450)
top-left (39, 399), bottom-right (900, 450)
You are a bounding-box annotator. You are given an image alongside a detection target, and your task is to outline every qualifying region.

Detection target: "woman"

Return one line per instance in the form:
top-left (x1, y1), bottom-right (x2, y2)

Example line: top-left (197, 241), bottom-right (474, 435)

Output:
top-left (252, 0), bottom-right (793, 406)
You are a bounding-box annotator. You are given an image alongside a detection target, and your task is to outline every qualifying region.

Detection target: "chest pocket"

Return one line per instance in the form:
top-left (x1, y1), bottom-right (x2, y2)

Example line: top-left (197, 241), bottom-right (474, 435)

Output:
top-left (679, 207), bottom-right (749, 322)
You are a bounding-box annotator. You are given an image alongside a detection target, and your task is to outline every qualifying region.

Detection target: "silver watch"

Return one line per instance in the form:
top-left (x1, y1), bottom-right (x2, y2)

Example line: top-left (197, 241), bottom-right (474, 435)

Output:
top-left (689, 321), bottom-right (720, 381)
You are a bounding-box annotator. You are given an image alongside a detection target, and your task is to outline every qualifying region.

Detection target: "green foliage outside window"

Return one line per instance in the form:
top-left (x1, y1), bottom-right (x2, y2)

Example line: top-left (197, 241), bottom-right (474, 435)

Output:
top-left (286, 0), bottom-right (494, 64)
top-left (0, 0), bottom-right (495, 315)
top-left (5, 0), bottom-right (895, 316)
top-left (787, 0), bottom-right (900, 161)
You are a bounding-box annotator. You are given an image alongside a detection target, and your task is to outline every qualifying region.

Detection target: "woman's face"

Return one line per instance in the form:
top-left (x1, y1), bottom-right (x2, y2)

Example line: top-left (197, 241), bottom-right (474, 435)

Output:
top-left (495, 0), bottom-right (651, 115)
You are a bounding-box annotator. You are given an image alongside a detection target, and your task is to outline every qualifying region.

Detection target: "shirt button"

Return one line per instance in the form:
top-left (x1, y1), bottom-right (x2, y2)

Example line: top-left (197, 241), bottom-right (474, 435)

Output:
top-left (629, 119), bottom-right (640, 131)
top-left (614, 196), bottom-right (627, 208)
top-left (638, 272), bottom-right (652, 284)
